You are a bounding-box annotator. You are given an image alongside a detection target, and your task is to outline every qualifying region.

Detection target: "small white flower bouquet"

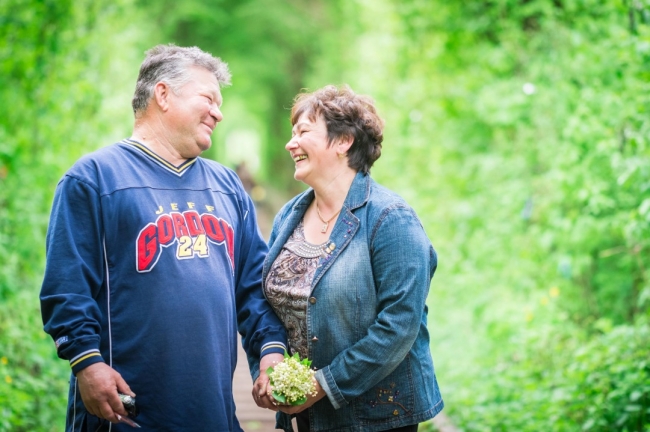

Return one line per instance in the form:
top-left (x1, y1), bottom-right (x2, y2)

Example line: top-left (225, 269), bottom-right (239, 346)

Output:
top-left (266, 352), bottom-right (318, 405)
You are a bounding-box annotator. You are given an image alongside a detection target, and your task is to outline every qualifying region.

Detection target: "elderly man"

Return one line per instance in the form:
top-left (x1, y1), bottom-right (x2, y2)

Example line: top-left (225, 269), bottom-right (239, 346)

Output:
top-left (40, 45), bottom-right (285, 431)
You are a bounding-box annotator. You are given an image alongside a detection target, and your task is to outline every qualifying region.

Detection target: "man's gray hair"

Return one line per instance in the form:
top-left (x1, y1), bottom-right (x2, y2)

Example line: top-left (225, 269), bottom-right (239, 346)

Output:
top-left (131, 44), bottom-right (232, 116)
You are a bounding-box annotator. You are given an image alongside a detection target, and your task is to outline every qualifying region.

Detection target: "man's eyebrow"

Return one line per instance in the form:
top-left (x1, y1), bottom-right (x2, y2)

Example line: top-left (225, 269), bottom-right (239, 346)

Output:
top-left (210, 90), bottom-right (223, 107)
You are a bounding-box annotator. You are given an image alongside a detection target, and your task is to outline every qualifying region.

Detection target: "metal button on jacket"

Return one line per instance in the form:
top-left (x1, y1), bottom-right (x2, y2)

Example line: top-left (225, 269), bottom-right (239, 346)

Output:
top-left (311, 336), bottom-right (319, 342)
top-left (309, 297), bottom-right (317, 304)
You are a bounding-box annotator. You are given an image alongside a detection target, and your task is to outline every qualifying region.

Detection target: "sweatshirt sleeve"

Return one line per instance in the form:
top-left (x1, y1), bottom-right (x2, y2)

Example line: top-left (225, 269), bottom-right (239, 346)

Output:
top-left (40, 174), bottom-right (106, 375)
top-left (234, 191), bottom-right (287, 381)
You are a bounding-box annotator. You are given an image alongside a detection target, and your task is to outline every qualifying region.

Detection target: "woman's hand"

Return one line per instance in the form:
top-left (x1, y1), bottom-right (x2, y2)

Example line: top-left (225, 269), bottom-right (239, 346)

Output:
top-left (277, 378), bottom-right (326, 414)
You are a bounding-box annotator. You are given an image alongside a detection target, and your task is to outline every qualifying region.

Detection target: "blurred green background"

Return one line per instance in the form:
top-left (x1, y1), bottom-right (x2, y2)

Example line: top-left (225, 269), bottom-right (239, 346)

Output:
top-left (1, 0), bottom-right (650, 430)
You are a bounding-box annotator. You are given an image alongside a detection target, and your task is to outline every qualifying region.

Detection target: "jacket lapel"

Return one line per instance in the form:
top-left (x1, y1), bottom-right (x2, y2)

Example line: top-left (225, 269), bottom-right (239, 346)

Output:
top-left (311, 172), bottom-right (370, 289)
top-left (263, 172), bottom-right (371, 291)
top-left (263, 190), bottom-right (313, 285)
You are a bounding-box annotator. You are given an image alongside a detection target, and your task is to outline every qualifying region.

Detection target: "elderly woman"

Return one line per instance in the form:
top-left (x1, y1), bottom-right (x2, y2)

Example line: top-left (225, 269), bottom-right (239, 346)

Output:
top-left (262, 85), bottom-right (443, 432)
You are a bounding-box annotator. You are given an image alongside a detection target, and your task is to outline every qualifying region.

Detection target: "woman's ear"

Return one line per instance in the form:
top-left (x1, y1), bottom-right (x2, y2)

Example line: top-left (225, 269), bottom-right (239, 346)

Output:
top-left (336, 135), bottom-right (354, 155)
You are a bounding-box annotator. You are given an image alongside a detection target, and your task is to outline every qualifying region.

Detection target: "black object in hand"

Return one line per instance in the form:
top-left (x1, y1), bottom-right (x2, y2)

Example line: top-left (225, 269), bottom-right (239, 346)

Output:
top-left (118, 393), bottom-right (139, 418)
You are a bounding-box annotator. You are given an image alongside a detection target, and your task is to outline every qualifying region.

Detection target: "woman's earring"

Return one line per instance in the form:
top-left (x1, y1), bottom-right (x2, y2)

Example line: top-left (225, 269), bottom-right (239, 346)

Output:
top-left (337, 152), bottom-right (347, 159)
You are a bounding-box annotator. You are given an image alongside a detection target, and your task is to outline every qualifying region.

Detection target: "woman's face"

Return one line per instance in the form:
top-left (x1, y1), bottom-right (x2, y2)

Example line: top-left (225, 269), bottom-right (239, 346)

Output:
top-left (285, 113), bottom-right (338, 185)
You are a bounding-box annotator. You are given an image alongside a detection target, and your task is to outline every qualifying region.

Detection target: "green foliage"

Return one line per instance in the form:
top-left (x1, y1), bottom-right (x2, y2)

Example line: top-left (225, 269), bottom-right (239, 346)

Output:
top-left (450, 321), bottom-right (650, 431)
top-left (375, 0), bottom-right (650, 326)
top-left (267, 352), bottom-right (315, 406)
top-left (0, 292), bottom-right (68, 431)
top-left (358, 0), bottom-right (650, 430)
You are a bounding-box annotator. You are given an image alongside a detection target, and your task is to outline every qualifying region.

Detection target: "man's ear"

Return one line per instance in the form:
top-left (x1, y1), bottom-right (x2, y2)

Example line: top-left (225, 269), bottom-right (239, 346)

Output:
top-left (336, 135), bottom-right (354, 154)
top-left (153, 82), bottom-right (171, 112)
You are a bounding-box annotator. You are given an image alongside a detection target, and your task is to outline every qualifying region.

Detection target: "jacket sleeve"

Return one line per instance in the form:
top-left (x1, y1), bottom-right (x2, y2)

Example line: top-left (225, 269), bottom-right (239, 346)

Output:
top-left (315, 205), bottom-right (437, 408)
top-left (235, 192), bottom-right (287, 381)
top-left (40, 175), bottom-right (106, 375)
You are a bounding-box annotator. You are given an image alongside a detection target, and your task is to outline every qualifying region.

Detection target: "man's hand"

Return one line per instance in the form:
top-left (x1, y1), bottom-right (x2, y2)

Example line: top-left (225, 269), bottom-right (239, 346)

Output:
top-left (252, 353), bottom-right (284, 410)
top-left (76, 362), bottom-right (135, 423)
top-left (277, 378), bottom-right (326, 414)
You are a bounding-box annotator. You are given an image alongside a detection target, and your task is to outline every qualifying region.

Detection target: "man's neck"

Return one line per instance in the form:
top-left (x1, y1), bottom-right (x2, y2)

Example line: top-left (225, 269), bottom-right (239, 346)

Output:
top-left (131, 120), bottom-right (188, 166)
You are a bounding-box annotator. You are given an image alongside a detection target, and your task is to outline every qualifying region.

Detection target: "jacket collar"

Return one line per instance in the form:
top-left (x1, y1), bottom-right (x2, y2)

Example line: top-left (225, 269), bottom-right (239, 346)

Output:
top-left (263, 172), bottom-right (371, 288)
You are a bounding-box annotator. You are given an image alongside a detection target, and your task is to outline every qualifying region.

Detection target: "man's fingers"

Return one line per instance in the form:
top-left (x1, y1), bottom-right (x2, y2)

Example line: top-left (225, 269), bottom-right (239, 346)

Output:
top-left (115, 374), bottom-right (135, 398)
top-left (97, 400), bottom-right (120, 423)
top-left (83, 403), bottom-right (98, 417)
top-left (253, 376), bottom-right (271, 399)
top-left (75, 363), bottom-right (138, 422)
top-left (252, 381), bottom-right (266, 408)
top-left (79, 392), bottom-right (100, 417)
top-left (105, 392), bottom-right (128, 422)
top-left (258, 394), bottom-right (279, 411)
top-left (252, 382), bottom-right (279, 411)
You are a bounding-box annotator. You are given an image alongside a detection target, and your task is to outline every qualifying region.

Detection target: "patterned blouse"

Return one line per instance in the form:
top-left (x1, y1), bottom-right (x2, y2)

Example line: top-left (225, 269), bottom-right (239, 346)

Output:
top-left (264, 222), bottom-right (329, 359)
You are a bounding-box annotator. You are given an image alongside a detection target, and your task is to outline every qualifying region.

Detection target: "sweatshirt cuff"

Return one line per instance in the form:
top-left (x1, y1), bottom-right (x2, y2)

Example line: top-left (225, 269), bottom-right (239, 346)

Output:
top-left (260, 341), bottom-right (287, 356)
top-left (70, 349), bottom-right (104, 375)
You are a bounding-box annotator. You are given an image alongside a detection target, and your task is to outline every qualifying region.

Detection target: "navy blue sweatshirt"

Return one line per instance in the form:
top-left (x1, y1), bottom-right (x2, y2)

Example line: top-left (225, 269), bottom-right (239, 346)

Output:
top-left (40, 140), bottom-right (286, 431)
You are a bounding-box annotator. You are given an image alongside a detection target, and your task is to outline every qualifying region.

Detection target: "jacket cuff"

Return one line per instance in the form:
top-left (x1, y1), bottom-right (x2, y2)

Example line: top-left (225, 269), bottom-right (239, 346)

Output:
top-left (315, 367), bottom-right (347, 410)
top-left (69, 349), bottom-right (104, 375)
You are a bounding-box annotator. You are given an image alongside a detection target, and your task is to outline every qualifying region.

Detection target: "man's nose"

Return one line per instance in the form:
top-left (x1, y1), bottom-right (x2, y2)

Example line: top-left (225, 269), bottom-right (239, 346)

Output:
top-left (210, 106), bottom-right (223, 123)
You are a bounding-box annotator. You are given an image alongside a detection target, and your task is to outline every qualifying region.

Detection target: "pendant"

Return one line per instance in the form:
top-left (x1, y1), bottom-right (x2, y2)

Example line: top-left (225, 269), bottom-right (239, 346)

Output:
top-left (321, 223), bottom-right (328, 233)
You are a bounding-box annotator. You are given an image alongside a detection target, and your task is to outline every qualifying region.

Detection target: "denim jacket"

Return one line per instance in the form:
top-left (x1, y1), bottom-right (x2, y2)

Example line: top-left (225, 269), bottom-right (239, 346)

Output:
top-left (262, 172), bottom-right (444, 432)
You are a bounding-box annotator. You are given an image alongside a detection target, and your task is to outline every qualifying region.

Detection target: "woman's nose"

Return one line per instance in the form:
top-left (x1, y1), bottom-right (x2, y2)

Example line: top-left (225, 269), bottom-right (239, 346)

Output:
top-left (285, 137), bottom-right (298, 151)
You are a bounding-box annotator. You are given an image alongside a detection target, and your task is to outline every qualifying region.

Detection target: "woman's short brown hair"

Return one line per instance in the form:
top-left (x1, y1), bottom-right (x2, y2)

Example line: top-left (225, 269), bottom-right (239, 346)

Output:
top-left (290, 85), bottom-right (384, 174)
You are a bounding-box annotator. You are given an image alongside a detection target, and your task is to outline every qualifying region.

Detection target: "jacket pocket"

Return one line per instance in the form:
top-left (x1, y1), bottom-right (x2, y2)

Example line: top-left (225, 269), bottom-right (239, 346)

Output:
top-left (353, 354), bottom-right (415, 423)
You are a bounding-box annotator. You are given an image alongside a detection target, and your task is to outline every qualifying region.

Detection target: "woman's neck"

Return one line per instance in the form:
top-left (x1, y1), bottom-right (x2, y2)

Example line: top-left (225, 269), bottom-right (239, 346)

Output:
top-left (311, 168), bottom-right (357, 213)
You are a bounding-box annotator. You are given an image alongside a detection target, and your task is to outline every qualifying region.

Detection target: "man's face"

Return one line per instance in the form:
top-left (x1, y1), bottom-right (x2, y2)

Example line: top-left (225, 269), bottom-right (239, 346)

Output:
top-left (166, 66), bottom-right (223, 159)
